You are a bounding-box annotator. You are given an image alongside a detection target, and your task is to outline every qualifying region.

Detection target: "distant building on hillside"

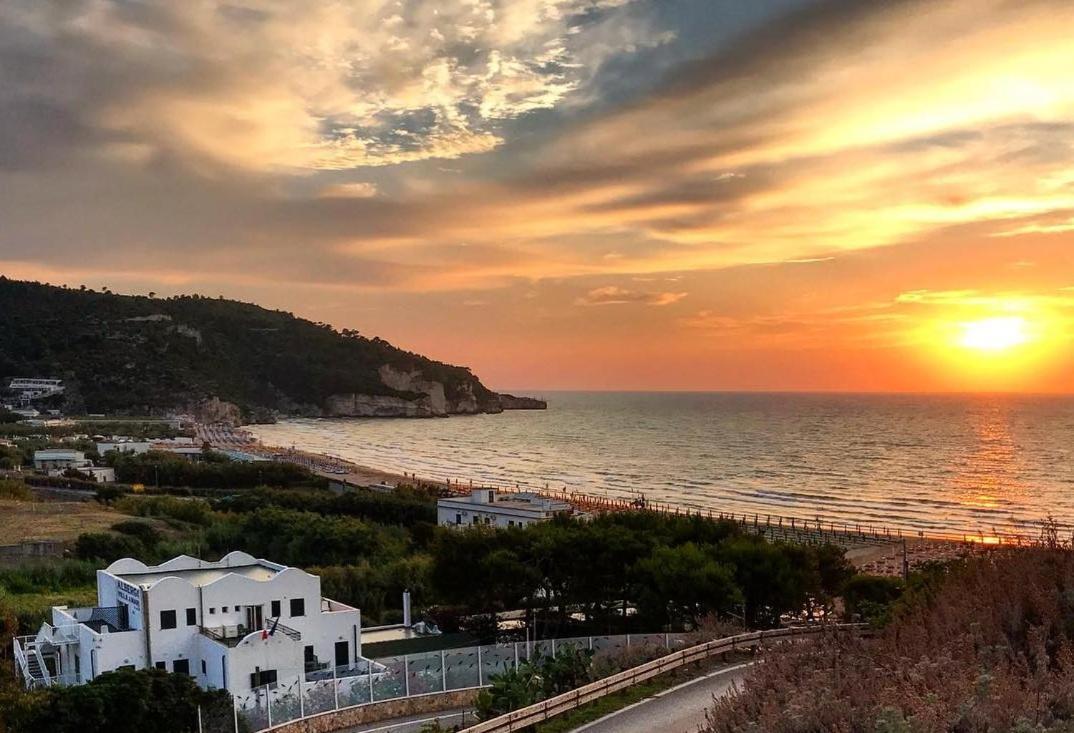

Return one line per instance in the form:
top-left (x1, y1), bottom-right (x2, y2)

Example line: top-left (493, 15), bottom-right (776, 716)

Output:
top-left (32, 449), bottom-right (90, 471)
top-left (437, 488), bottom-right (576, 529)
top-left (5, 378), bottom-right (64, 406)
top-left (14, 552), bottom-right (362, 694)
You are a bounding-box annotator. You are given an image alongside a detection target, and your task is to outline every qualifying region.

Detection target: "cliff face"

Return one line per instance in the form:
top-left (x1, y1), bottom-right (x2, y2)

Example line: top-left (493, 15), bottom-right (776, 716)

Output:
top-left (0, 277), bottom-right (547, 422)
top-left (324, 365), bottom-right (517, 418)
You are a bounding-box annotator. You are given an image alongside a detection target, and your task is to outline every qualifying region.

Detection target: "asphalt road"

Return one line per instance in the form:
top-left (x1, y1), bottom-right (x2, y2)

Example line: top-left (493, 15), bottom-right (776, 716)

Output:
top-left (569, 662), bottom-right (755, 733)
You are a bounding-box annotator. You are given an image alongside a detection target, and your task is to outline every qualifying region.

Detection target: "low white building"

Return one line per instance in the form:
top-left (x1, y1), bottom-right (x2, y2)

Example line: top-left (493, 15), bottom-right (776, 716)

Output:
top-left (14, 552), bottom-right (362, 694)
top-left (46, 466), bottom-right (116, 483)
top-left (96, 441), bottom-right (152, 456)
top-left (33, 449), bottom-right (90, 471)
top-left (437, 489), bottom-right (575, 529)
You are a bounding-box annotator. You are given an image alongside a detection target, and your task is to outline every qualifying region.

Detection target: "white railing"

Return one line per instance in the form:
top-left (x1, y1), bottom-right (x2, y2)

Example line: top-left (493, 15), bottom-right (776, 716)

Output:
top-left (237, 631), bottom-right (699, 732)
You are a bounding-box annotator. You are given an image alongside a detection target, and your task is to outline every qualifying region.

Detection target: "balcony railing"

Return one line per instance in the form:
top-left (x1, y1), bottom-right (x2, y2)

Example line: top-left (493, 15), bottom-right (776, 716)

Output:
top-left (201, 621), bottom-right (302, 647)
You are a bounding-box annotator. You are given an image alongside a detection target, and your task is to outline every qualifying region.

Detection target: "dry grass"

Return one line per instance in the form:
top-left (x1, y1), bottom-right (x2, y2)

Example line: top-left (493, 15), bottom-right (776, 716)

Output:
top-left (0, 500), bottom-right (122, 544)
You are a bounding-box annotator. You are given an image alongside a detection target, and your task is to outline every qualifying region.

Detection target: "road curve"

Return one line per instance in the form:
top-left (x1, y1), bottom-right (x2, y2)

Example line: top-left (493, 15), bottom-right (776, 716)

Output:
top-left (569, 662), bottom-right (754, 733)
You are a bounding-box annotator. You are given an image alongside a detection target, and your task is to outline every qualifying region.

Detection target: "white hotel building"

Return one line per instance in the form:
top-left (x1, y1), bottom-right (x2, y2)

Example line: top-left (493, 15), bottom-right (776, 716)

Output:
top-left (437, 488), bottom-right (576, 529)
top-left (14, 552), bottom-right (362, 694)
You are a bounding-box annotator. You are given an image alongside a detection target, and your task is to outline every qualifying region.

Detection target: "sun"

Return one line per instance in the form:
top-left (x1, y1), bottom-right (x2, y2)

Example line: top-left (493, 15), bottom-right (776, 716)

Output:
top-left (957, 316), bottom-right (1030, 352)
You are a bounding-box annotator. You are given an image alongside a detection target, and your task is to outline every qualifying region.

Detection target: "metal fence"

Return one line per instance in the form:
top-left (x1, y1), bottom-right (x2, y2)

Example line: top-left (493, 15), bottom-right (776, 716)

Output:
top-left (235, 631), bottom-right (697, 732)
top-left (460, 624), bottom-right (865, 733)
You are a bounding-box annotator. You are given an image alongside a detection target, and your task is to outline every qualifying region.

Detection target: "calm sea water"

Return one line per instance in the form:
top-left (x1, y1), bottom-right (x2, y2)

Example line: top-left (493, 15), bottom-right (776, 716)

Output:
top-left (248, 392), bottom-right (1074, 537)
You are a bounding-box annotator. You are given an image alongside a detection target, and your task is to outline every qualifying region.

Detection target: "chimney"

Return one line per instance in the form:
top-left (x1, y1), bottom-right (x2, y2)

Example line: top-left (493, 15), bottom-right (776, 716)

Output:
top-left (402, 590), bottom-right (412, 628)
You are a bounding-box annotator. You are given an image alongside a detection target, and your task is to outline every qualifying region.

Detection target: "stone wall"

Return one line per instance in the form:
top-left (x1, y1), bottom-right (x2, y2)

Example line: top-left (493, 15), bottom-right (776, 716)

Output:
top-left (268, 689), bottom-right (480, 733)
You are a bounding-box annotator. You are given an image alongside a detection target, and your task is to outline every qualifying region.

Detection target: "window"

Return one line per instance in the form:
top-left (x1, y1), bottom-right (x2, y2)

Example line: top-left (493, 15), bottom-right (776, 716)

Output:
top-left (186, 608), bottom-right (197, 626)
top-left (271, 600), bottom-right (281, 617)
top-left (508, 520), bottom-right (515, 527)
top-left (155, 661), bottom-right (166, 670)
top-left (250, 668), bottom-right (278, 688)
top-left (160, 610), bottom-right (177, 630)
top-left (455, 513), bottom-right (462, 525)
top-left (472, 516), bottom-right (479, 525)
top-left (289, 598), bottom-right (305, 617)
top-left (222, 606), bottom-right (228, 613)
top-left (485, 517), bottom-right (491, 524)
top-left (173, 659), bottom-right (190, 675)
top-left (201, 660), bottom-right (207, 674)
top-left (209, 607), bottom-right (216, 615)
top-left (488, 490), bottom-right (494, 503)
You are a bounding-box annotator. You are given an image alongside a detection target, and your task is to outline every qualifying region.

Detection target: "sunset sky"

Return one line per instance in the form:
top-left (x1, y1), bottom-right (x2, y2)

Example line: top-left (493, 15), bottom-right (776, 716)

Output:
top-left (2, 0), bottom-right (1073, 392)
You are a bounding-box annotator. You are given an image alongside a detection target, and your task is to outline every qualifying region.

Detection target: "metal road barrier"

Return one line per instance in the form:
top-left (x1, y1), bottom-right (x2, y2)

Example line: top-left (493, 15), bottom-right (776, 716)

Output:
top-left (459, 624), bottom-right (865, 733)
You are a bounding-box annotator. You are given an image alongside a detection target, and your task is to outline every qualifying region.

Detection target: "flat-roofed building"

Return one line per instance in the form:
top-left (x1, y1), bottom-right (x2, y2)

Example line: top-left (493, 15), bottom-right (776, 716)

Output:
top-left (32, 449), bottom-right (90, 471)
top-left (14, 552), bottom-right (362, 694)
top-left (437, 489), bottom-right (576, 529)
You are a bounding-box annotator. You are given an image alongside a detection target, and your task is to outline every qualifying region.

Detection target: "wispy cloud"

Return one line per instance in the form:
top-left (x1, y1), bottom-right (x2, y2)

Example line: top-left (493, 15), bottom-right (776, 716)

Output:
top-left (576, 286), bottom-right (687, 306)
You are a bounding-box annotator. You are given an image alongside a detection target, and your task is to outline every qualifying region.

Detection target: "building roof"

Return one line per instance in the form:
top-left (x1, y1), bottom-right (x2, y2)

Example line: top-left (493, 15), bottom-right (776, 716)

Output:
top-left (33, 449), bottom-right (85, 459)
top-left (106, 551), bottom-right (286, 589)
top-left (118, 563), bottom-right (279, 588)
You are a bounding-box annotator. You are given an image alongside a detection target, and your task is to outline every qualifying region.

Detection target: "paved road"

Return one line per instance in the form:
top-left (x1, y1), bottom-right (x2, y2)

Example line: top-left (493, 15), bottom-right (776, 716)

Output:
top-left (570, 662), bottom-right (754, 733)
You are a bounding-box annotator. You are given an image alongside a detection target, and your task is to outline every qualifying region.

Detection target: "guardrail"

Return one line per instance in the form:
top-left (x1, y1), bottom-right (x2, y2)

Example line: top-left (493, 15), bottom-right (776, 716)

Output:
top-left (459, 624), bottom-right (864, 733)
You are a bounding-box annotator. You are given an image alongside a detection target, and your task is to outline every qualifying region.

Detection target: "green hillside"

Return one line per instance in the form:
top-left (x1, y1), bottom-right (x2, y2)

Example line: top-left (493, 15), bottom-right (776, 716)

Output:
top-left (0, 277), bottom-right (512, 420)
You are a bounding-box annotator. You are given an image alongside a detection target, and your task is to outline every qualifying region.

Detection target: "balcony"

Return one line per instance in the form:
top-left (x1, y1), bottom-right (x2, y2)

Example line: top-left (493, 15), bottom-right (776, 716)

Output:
top-left (55, 605), bottom-right (131, 634)
top-left (200, 621), bottom-right (301, 647)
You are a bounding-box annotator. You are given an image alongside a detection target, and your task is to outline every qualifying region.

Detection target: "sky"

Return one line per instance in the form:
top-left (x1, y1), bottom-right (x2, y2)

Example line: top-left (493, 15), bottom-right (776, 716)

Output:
top-left (1, 0), bottom-right (1073, 393)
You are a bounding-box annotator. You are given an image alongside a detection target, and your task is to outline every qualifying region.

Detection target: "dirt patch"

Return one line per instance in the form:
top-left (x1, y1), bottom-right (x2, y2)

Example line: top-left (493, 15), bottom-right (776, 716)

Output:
top-left (0, 499), bottom-right (122, 544)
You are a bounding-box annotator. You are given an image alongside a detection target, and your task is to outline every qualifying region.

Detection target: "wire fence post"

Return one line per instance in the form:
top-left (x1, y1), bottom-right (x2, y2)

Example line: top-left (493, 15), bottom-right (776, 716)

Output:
top-left (333, 663), bottom-right (339, 710)
top-left (404, 655), bottom-right (410, 697)
top-left (368, 664), bottom-right (374, 702)
top-left (266, 687), bottom-right (272, 729)
top-left (442, 649), bottom-right (448, 691)
top-left (232, 697), bottom-right (239, 733)
top-left (298, 677), bottom-right (304, 718)
top-left (477, 646), bottom-right (483, 686)
top-left (551, 638), bottom-right (556, 659)
top-left (197, 705), bottom-right (203, 733)
top-left (513, 642), bottom-right (519, 671)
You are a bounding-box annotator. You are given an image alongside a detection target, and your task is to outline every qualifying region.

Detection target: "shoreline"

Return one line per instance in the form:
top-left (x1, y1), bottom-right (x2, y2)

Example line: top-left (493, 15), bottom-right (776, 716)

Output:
top-left (200, 424), bottom-right (1019, 577)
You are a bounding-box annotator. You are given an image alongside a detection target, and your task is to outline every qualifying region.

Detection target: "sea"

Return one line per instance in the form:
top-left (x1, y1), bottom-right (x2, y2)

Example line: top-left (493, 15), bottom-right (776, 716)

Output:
top-left (247, 392), bottom-right (1074, 538)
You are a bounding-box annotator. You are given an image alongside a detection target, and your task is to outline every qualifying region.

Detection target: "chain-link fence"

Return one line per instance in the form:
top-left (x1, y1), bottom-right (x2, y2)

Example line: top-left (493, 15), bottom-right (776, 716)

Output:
top-left (234, 631), bottom-right (696, 731)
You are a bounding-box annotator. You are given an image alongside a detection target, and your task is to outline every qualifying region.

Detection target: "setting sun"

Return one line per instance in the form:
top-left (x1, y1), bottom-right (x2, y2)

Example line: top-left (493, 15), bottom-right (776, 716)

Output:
top-left (958, 316), bottom-right (1031, 352)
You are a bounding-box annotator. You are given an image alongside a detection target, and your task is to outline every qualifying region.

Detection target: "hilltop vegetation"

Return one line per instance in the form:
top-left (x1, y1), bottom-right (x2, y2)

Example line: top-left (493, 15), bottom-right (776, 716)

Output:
top-left (0, 277), bottom-right (508, 420)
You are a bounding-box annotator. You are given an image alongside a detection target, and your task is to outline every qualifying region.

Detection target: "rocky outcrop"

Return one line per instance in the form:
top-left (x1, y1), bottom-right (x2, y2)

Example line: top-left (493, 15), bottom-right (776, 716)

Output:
top-left (322, 364), bottom-right (529, 418)
top-left (498, 393), bottom-right (547, 410)
top-left (190, 397), bottom-right (243, 426)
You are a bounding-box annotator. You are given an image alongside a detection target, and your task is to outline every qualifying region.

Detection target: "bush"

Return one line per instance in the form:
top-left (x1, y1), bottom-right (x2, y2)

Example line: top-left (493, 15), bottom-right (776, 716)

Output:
top-left (702, 549), bottom-right (1074, 732)
top-left (0, 479), bottom-right (32, 500)
top-left (13, 668), bottom-right (237, 733)
top-left (75, 533), bottom-right (144, 563)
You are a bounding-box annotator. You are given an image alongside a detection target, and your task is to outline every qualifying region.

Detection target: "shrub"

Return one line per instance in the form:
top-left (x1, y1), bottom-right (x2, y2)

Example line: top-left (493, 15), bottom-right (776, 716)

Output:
top-left (702, 549), bottom-right (1074, 732)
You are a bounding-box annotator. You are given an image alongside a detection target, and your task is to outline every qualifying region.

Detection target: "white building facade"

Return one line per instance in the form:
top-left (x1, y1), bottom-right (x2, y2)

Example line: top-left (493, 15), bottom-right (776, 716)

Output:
top-left (14, 552), bottom-right (362, 694)
top-left (33, 449), bottom-right (90, 471)
top-left (437, 489), bottom-right (575, 529)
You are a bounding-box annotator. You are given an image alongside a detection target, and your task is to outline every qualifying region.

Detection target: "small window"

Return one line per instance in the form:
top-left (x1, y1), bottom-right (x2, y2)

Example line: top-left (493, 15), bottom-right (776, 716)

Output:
top-left (201, 659), bottom-right (207, 674)
top-left (455, 513), bottom-right (462, 525)
top-left (289, 598), bottom-right (305, 617)
top-left (250, 668), bottom-right (278, 687)
top-left (222, 606), bottom-right (228, 613)
top-left (209, 607), bottom-right (216, 615)
top-left (186, 608), bottom-right (197, 626)
top-left (173, 659), bottom-right (190, 675)
top-left (488, 490), bottom-right (494, 503)
top-left (155, 661), bottom-right (166, 670)
top-left (160, 610), bottom-right (177, 630)
top-left (271, 600), bottom-right (281, 617)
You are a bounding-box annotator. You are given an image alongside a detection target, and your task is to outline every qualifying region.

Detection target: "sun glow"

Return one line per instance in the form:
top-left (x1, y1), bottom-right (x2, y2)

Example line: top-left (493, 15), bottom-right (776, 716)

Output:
top-left (958, 316), bottom-right (1031, 352)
